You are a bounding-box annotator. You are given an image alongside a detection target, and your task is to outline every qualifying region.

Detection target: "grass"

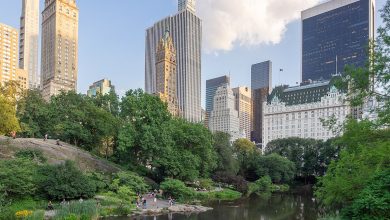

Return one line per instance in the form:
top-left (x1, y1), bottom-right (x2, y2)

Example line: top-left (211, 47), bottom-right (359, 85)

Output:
top-left (54, 200), bottom-right (99, 220)
top-left (0, 198), bottom-right (47, 220)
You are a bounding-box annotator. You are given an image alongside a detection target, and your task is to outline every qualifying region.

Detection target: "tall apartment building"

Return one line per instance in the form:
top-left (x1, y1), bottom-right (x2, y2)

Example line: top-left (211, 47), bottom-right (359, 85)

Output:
top-left (209, 84), bottom-right (241, 142)
top-left (19, 0), bottom-right (40, 89)
top-left (155, 31), bottom-right (180, 116)
top-left (262, 80), bottom-right (350, 148)
top-left (233, 86), bottom-right (252, 139)
top-left (87, 79), bottom-right (114, 97)
top-left (0, 23), bottom-right (28, 89)
top-left (205, 75), bottom-right (230, 127)
top-left (41, 0), bottom-right (79, 100)
top-left (145, 0), bottom-right (202, 122)
top-left (301, 0), bottom-right (375, 82)
top-left (251, 60), bottom-right (272, 143)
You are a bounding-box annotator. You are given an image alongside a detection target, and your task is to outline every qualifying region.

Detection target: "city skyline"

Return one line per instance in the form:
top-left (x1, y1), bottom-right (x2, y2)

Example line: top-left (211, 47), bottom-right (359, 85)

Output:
top-left (0, 0), bottom-right (386, 107)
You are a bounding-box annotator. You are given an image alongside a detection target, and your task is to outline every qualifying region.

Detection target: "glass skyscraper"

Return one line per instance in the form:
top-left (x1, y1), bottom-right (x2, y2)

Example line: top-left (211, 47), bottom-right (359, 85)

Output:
top-left (301, 0), bottom-right (375, 82)
top-left (251, 61), bottom-right (272, 90)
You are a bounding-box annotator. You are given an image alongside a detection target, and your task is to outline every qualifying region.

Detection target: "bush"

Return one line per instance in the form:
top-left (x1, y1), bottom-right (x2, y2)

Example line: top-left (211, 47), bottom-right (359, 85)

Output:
top-left (0, 159), bottom-right (38, 198)
top-left (109, 171), bottom-right (149, 194)
top-left (212, 171), bottom-right (248, 193)
top-left (248, 176), bottom-right (272, 195)
top-left (0, 198), bottom-right (46, 220)
top-left (86, 172), bottom-right (110, 193)
top-left (37, 161), bottom-right (96, 200)
top-left (15, 149), bottom-right (47, 164)
top-left (159, 179), bottom-right (194, 201)
top-left (206, 189), bottom-right (242, 201)
top-left (341, 170), bottom-right (390, 220)
top-left (198, 179), bottom-right (214, 191)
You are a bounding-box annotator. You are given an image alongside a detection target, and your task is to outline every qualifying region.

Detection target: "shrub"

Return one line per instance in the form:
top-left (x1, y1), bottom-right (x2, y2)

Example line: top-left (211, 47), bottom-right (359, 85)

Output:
top-left (0, 159), bottom-right (38, 198)
top-left (248, 176), bottom-right (272, 195)
top-left (341, 170), bottom-right (390, 220)
top-left (86, 172), bottom-right (110, 193)
top-left (198, 179), bottom-right (214, 191)
top-left (109, 171), bottom-right (149, 194)
top-left (15, 149), bottom-right (47, 164)
top-left (37, 161), bottom-right (96, 200)
top-left (160, 179), bottom-right (194, 201)
top-left (212, 171), bottom-right (248, 193)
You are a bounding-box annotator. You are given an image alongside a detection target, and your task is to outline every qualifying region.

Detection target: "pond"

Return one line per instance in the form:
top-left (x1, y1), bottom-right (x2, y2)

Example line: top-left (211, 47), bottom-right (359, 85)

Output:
top-left (106, 193), bottom-right (321, 220)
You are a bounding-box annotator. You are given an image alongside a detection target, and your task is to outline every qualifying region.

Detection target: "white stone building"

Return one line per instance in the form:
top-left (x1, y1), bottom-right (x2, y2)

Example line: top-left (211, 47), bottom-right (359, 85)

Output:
top-left (262, 80), bottom-right (351, 148)
top-left (209, 84), bottom-right (241, 142)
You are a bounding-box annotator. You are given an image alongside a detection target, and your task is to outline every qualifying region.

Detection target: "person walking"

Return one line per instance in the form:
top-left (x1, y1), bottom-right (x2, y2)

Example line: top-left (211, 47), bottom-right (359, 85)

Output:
top-left (44, 134), bottom-right (48, 141)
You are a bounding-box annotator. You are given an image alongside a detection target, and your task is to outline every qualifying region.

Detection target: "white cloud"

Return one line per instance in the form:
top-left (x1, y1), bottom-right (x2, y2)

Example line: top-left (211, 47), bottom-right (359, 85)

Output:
top-left (197, 0), bottom-right (320, 52)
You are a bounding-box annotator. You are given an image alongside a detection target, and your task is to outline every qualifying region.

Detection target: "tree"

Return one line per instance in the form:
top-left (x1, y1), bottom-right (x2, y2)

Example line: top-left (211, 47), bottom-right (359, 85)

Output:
top-left (0, 94), bottom-right (20, 135)
top-left (17, 90), bottom-right (50, 138)
top-left (0, 159), bottom-right (38, 198)
top-left (37, 161), bottom-right (96, 200)
top-left (255, 154), bottom-right (296, 184)
top-left (213, 132), bottom-right (239, 175)
top-left (265, 137), bottom-right (338, 181)
top-left (91, 89), bottom-right (120, 117)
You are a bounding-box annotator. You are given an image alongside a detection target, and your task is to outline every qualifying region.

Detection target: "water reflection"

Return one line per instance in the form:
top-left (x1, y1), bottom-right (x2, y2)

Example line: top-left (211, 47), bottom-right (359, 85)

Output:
top-left (105, 193), bottom-right (320, 220)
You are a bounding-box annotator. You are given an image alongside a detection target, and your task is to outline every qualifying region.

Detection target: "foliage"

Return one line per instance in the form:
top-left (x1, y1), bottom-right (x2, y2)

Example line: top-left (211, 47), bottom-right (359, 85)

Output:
top-left (248, 176), bottom-right (272, 195)
top-left (266, 137), bottom-right (340, 180)
top-left (109, 171), bottom-right (149, 194)
top-left (341, 169), bottom-right (390, 220)
top-left (0, 94), bottom-right (20, 135)
top-left (255, 154), bottom-right (296, 184)
top-left (85, 172), bottom-right (111, 193)
top-left (315, 120), bottom-right (390, 210)
top-left (198, 178), bottom-right (214, 191)
top-left (195, 189), bottom-right (242, 201)
top-left (17, 90), bottom-right (50, 138)
top-left (15, 149), bottom-right (47, 164)
top-left (0, 198), bottom-right (46, 220)
top-left (212, 171), bottom-right (248, 193)
top-left (54, 200), bottom-right (99, 220)
top-left (213, 132), bottom-right (239, 175)
top-left (37, 161), bottom-right (96, 200)
top-left (159, 179), bottom-right (194, 201)
top-left (0, 159), bottom-right (38, 198)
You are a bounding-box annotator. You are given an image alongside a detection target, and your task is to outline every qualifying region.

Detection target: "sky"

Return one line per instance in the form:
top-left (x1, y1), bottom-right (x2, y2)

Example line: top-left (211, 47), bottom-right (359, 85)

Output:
top-left (0, 0), bottom-right (386, 108)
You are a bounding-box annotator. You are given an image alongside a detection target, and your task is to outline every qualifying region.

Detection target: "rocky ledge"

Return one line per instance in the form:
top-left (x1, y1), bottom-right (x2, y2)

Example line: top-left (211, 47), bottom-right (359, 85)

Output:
top-left (133, 205), bottom-right (213, 216)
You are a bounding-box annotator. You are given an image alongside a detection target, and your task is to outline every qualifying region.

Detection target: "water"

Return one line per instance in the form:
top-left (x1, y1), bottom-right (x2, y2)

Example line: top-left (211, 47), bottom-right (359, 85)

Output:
top-left (106, 193), bottom-right (321, 220)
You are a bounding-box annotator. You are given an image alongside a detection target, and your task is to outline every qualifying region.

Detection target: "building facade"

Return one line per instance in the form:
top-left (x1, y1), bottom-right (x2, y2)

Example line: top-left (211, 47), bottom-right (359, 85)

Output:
top-left (205, 75), bottom-right (230, 127)
top-left (155, 31), bottom-right (180, 116)
top-left (145, 1), bottom-right (202, 122)
top-left (87, 79), bottom-right (114, 97)
top-left (178, 0), bottom-right (196, 13)
top-left (262, 80), bottom-right (350, 148)
top-left (233, 86), bottom-right (252, 139)
top-left (301, 0), bottom-right (375, 82)
top-left (252, 87), bottom-right (269, 144)
top-left (19, 0), bottom-right (40, 89)
top-left (251, 60), bottom-right (272, 91)
top-left (0, 23), bottom-right (28, 89)
top-left (41, 0), bottom-right (79, 100)
top-left (251, 60), bottom-right (272, 143)
top-left (209, 84), bottom-right (241, 142)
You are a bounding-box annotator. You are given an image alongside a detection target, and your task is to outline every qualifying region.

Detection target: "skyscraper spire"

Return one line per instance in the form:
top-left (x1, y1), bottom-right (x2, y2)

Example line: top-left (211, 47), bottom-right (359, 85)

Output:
top-left (178, 0), bottom-right (196, 14)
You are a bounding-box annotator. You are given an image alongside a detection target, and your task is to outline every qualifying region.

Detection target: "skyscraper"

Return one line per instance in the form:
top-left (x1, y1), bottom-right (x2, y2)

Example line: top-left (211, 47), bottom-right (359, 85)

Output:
top-left (205, 75), bottom-right (230, 126)
top-left (251, 60), bottom-right (272, 144)
top-left (178, 0), bottom-right (196, 13)
top-left (155, 31), bottom-right (180, 116)
top-left (251, 61), bottom-right (272, 91)
top-left (301, 0), bottom-right (375, 82)
top-left (87, 79), bottom-right (114, 97)
top-left (145, 0), bottom-right (202, 122)
top-left (0, 23), bottom-right (28, 89)
top-left (233, 86), bottom-right (252, 140)
top-left (209, 83), bottom-right (241, 142)
top-left (19, 0), bottom-right (40, 89)
top-left (41, 0), bottom-right (79, 100)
